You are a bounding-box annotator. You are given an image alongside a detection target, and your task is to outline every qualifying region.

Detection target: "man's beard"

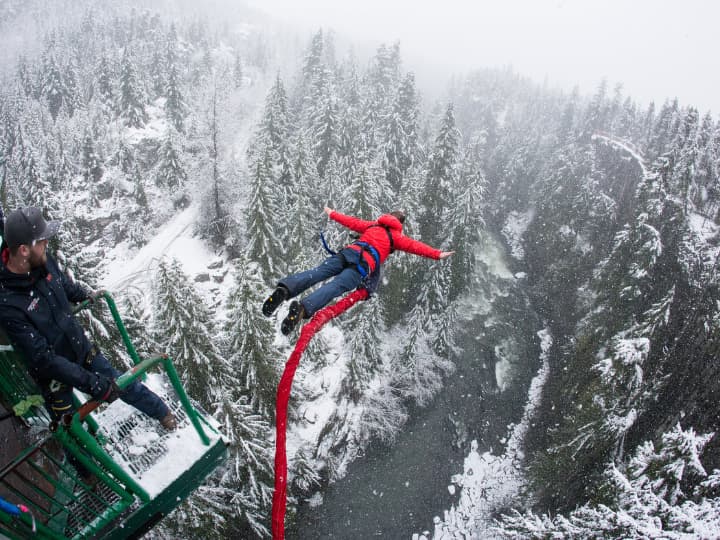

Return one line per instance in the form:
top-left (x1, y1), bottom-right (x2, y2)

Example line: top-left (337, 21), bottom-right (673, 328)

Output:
top-left (28, 250), bottom-right (47, 269)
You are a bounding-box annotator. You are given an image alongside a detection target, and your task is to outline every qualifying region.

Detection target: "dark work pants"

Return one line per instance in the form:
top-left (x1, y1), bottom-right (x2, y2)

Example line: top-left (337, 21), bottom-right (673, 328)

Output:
top-left (280, 248), bottom-right (365, 316)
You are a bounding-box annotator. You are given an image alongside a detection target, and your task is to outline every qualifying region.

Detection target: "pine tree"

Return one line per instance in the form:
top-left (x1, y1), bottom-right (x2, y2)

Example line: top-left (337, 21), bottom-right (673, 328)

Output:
top-left (342, 299), bottom-right (386, 403)
top-left (245, 149), bottom-right (283, 280)
top-left (446, 142), bottom-right (487, 300)
top-left (393, 302), bottom-right (442, 407)
top-left (311, 90), bottom-right (339, 179)
top-left (223, 256), bottom-right (279, 415)
top-left (81, 128), bottom-right (104, 186)
top-left (152, 258), bottom-right (228, 409)
top-left (113, 137), bottom-right (134, 175)
top-left (165, 51), bottom-right (186, 132)
top-left (199, 84), bottom-right (233, 249)
top-left (420, 103), bottom-right (460, 247)
top-left (16, 55), bottom-right (35, 98)
top-left (62, 59), bottom-right (81, 117)
top-left (382, 72), bottom-right (420, 196)
top-left (261, 74), bottom-right (291, 158)
top-left (295, 29), bottom-right (325, 116)
top-left (117, 47), bottom-right (147, 128)
top-left (39, 51), bottom-right (69, 120)
top-left (233, 51), bottom-right (243, 88)
top-left (285, 135), bottom-right (318, 268)
top-left (155, 130), bottom-right (187, 191)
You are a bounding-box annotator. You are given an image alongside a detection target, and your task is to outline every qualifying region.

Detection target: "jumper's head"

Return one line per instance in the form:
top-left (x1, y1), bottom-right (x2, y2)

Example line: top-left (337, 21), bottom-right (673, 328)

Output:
top-left (389, 210), bottom-right (406, 225)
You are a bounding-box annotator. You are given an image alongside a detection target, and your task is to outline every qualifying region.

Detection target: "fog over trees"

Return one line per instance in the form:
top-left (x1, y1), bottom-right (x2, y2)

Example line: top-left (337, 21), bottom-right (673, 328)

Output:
top-left (1, 1), bottom-right (719, 538)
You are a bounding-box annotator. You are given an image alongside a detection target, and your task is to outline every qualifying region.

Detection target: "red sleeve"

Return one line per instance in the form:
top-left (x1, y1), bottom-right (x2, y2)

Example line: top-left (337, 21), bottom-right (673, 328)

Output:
top-left (394, 234), bottom-right (442, 259)
top-left (330, 211), bottom-right (375, 234)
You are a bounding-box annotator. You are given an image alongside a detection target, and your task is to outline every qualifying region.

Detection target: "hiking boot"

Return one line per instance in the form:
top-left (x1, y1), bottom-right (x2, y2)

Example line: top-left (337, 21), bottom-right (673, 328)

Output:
top-left (263, 285), bottom-right (289, 317)
top-left (160, 411), bottom-right (177, 431)
top-left (281, 301), bottom-right (306, 335)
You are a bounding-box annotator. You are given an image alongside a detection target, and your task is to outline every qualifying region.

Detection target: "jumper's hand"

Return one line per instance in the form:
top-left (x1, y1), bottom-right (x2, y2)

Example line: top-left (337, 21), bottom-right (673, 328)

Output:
top-left (324, 206), bottom-right (333, 216)
top-left (439, 251), bottom-right (455, 259)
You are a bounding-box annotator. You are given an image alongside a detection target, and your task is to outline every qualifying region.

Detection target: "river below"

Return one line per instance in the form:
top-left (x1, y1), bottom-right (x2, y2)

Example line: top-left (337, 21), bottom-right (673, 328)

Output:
top-left (288, 235), bottom-right (541, 539)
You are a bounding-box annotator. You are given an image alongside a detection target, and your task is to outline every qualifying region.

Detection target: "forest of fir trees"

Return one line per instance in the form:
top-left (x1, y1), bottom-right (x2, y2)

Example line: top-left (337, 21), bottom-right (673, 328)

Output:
top-left (444, 71), bottom-right (720, 535)
top-left (4, 1), bottom-right (720, 537)
top-left (0, 5), bottom-right (484, 536)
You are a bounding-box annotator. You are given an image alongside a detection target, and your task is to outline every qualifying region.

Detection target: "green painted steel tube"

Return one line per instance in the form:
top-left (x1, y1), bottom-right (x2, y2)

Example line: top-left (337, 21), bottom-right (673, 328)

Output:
top-left (54, 424), bottom-right (139, 504)
top-left (0, 511), bottom-right (68, 540)
top-left (100, 291), bottom-right (142, 366)
top-left (162, 357), bottom-right (210, 446)
top-left (73, 291), bottom-right (141, 366)
top-left (65, 415), bottom-right (150, 502)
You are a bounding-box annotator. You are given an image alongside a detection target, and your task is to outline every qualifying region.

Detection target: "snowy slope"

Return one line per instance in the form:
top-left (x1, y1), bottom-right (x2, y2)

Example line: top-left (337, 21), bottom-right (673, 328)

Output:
top-left (99, 203), bottom-right (230, 314)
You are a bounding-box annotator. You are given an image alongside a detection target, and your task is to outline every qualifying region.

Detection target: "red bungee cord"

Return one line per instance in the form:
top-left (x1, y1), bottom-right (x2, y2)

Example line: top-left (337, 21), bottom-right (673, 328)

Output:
top-left (271, 288), bottom-right (369, 540)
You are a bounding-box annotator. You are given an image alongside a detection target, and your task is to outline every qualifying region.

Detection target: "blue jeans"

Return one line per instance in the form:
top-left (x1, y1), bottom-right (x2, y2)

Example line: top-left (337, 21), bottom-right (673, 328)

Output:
top-left (280, 248), bottom-right (364, 316)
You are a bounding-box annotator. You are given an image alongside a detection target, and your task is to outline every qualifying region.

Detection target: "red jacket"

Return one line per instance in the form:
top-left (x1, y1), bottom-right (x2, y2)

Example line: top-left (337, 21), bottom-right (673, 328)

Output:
top-left (330, 211), bottom-right (442, 272)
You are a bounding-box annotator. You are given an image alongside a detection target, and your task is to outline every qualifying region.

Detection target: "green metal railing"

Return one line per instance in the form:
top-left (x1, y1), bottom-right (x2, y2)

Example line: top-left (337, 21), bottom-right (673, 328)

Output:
top-left (73, 291), bottom-right (142, 366)
top-left (0, 292), bottom-right (219, 539)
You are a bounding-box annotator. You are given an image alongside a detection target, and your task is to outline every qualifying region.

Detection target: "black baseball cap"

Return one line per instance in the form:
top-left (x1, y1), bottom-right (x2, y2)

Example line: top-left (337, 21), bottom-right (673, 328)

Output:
top-left (3, 207), bottom-right (61, 248)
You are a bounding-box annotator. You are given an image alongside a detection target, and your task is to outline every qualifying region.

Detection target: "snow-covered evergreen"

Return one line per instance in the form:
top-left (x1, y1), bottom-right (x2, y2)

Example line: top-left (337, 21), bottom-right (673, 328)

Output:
top-left (2, 2), bottom-right (719, 539)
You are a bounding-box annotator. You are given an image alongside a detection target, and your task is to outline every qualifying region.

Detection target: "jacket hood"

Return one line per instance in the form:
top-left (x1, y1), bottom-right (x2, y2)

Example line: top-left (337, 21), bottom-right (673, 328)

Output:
top-left (377, 214), bottom-right (403, 231)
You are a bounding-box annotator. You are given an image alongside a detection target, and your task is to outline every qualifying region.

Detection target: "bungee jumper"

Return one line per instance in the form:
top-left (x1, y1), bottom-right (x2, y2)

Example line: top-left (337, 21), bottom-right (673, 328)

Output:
top-left (262, 206), bottom-right (454, 335)
top-left (267, 206), bottom-right (453, 539)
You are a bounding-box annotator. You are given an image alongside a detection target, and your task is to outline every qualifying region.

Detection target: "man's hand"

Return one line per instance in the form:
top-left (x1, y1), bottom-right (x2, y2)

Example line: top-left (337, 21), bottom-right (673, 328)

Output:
top-left (324, 206), bottom-right (334, 216)
top-left (91, 375), bottom-right (120, 403)
top-left (88, 289), bottom-right (107, 304)
top-left (439, 251), bottom-right (455, 259)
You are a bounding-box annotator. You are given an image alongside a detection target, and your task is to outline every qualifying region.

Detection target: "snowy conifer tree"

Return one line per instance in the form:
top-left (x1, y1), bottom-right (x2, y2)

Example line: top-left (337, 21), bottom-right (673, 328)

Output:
top-left (223, 256), bottom-right (279, 415)
top-left (152, 258), bottom-right (228, 409)
top-left (382, 72), bottom-right (420, 196)
top-left (420, 103), bottom-right (460, 247)
top-left (245, 149), bottom-right (283, 280)
top-left (155, 129), bottom-right (187, 193)
top-left (496, 424), bottom-right (720, 539)
top-left (81, 128), bottom-right (104, 187)
top-left (342, 299), bottom-right (386, 403)
top-left (165, 51), bottom-right (186, 132)
top-left (39, 51), bottom-right (69, 120)
top-left (117, 47), bottom-right (147, 128)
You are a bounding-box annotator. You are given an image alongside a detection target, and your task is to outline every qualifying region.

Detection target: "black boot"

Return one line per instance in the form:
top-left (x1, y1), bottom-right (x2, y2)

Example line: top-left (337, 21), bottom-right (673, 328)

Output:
top-left (281, 301), bottom-right (306, 335)
top-left (263, 285), bottom-right (289, 316)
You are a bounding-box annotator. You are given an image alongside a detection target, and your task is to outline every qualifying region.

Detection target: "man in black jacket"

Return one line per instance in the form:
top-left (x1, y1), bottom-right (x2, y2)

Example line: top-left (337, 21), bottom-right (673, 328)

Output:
top-left (0, 208), bottom-right (176, 478)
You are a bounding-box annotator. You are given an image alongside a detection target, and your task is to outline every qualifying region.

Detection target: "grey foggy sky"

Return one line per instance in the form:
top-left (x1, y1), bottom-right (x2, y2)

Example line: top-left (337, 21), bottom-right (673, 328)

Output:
top-left (245, 0), bottom-right (719, 115)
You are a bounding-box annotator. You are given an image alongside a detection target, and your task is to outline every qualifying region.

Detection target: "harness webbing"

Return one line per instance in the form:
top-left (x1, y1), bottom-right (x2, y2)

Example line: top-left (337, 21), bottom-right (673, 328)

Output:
top-left (319, 223), bottom-right (395, 278)
top-left (272, 288), bottom-right (370, 540)
top-left (353, 241), bottom-right (380, 278)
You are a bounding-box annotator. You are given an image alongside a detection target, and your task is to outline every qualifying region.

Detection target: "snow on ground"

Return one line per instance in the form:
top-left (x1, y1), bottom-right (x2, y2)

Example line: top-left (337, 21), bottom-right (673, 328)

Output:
top-left (500, 210), bottom-right (534, 261)
top-left (99, 203), bottom-right (230, 317)
top-left (102, 205), bottom-right (197, 291)
top-left (688, 211), bottom-right (720, 263)
top-left (287, 323), bottom-right (349, 452)
top-left (92, 372), bottom-right (225, 498)
top-left (421, 328), bottom-right (552, 540)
